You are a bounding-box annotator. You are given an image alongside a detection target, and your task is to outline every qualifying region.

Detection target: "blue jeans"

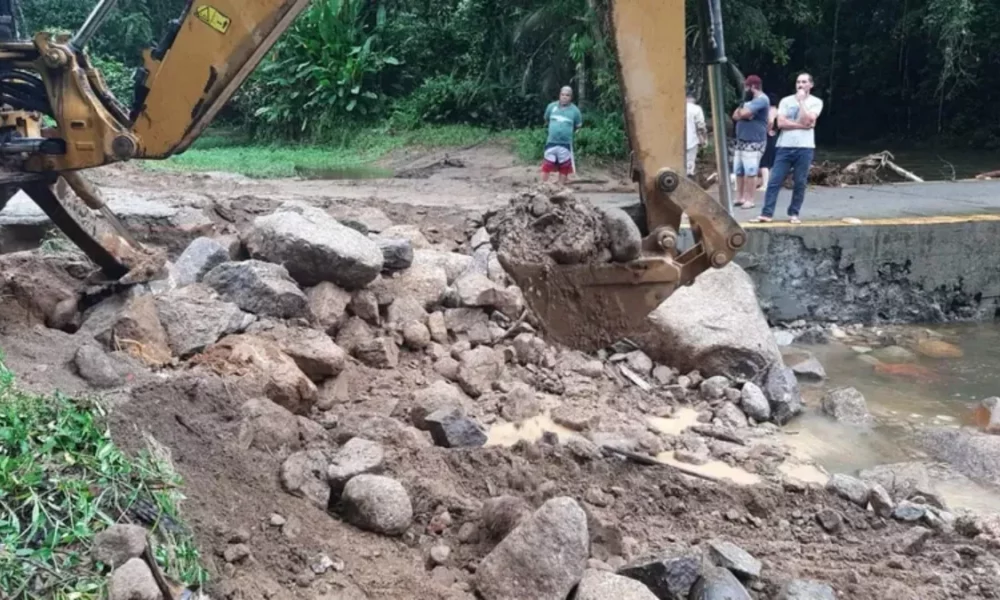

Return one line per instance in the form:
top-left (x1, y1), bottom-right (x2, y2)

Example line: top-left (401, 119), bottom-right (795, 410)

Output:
top-left (762, 147), bottom-right (814, 218)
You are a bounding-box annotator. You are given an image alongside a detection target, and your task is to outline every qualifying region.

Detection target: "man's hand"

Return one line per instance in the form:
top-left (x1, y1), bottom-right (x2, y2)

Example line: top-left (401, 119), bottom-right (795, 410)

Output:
top-left (796, 89), bottom-right (808, 102)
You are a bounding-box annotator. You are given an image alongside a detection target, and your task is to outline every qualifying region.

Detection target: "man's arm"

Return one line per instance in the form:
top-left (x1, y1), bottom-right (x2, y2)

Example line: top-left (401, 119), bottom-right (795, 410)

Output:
top-left (797, 98), bottom-right (822, 127)
top-left (695, 107), bottom-right (707, 144)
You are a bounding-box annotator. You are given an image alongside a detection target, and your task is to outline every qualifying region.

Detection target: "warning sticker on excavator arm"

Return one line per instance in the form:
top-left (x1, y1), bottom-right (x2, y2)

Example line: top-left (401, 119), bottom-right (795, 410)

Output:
top-left (195, 5), bottom-right (231, 34)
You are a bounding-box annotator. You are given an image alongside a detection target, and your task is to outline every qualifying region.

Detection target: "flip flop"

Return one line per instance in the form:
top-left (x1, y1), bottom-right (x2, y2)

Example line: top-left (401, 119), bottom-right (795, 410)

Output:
top-left (789, 216), bottom-right (801, 224)
top-left (741, 202), bottom-right (755, 210)
top-left (749, 216), bottom-right (772, 223)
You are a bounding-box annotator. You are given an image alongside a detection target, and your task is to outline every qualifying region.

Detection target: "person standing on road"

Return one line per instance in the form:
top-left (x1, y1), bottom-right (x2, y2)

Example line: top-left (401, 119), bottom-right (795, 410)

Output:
top-left (541, 86), bottom-right (583, 184)
top-left (752, 73), bottom-right (824, 224)
top-left (686, 89), bottom-right (707, 179)
top-left (730, 75), bottom-right (769, 209)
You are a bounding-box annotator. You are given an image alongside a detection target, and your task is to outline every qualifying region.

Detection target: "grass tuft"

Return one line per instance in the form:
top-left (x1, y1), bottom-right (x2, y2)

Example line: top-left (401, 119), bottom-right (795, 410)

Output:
top-left (0, 354), bottom-right (206, 599)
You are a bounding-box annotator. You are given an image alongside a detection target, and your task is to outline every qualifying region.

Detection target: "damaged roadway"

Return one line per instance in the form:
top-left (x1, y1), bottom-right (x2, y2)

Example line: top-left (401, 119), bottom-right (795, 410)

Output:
top-left (3, 163), bottom-right (1000, 600)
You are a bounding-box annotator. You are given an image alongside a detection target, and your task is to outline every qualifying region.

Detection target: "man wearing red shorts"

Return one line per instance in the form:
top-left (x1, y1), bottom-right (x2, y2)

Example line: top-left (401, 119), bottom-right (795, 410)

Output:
top-left (541, 86), bottom-right (583, 184)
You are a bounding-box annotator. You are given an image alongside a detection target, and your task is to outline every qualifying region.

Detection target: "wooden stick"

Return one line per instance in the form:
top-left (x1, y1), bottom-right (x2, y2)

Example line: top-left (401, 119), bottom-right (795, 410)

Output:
top-left (690, 424), bottom-right (748, 446)
top-left (884, 159), bottom-right (924, 182)
top-left (600, 445), bottom-right (724, 483)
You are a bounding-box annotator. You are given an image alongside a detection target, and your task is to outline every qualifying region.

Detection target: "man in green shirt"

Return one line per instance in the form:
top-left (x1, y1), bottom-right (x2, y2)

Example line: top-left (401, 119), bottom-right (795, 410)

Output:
top-left (542, 86), bottom-right (583, 184)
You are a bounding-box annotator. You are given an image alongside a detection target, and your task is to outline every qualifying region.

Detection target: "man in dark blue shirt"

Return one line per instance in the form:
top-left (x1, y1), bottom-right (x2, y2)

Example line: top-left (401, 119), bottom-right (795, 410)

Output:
top-left (731, 74), bottom-right (769, 209)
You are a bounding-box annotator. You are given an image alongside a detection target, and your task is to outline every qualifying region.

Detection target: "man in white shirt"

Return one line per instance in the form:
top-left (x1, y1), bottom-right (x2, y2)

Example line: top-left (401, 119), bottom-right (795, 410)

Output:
top-left (752, 73), bottom-right (823, 224)
top-left (685, 90), bottom-right (707, 179)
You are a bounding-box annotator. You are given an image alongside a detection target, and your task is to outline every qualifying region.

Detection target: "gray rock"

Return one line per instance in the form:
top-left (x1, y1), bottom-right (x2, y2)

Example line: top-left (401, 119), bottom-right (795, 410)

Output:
top-left (456, 346), bottom-right (505, 397)
top-left (280, 449), bottom-right (330, 509)
top-left (913, 426), bottom-right (1000, 486)
top-left (872, 345), bottom-right (917, 363)
top-left (577, 569), bottom-right (658, 600)
top-left (426, 408), bottom-right (487, 448)
top-left (470, 227), bottom-right (491, 250)
top-left (794, 328), bottom-right (829, 345)
top-left (239, 397), bottom-right (301, 452)
top-left (826, 473), bottom-right (871, 507)
top-left (791, 357), bottom-right (826, 382)
top-left (618, 552), bottom-right (702, 600)
top-left (402, 321), bottom-right (431, 350)
top-left (689, 566), bottom-right (751, 600)
top-left (92, 524), bottom-right (148, 569)
top-left (481, 495), bottom-right (532, 542)
top-left (453, 272), bottom-right (524, 319)
top-left (327, 437), bottom-right (385, 501)
top-left (598, 206), bottom-right (642, 263)
top-left (869, 483), bottom-right (894, 518)
top-left (893, 526), bottom-right (932, 555)
top-left (707, 539), bottom-right (761, 579)
top-left (341, 474), bottom-right (413, 536)
top-left (250, 323), bottom-right (346, 382)
top-left (821, 387), bottom-right (873, 426)
top-left (155, 284), bottom-right (254, 357)
top-left (381, 224), bottom-right (430, 249)
top-left (354, 337), bottom-right (399, 369)
top-left (475, 497), bottom-right (589, 600)
top-left (337, 316), bottom-right (374, 354)
top-left (406, 380), bottom-right (471, 430)
top-left (652, 365), bottom-right (675, 385)
top-left (73, 343), bottom-right (125, 388)
top-left (307, 281), bottom-right (352, 334)
top-left (109, 557), bottom-right (160, 600)
top-left (382, 251), bottom-right (450, 309)
top-left (773, 330), bottom-right (795, 346)
top-left (762, 362), bottom-right (803, 425)
top-left (624, 350), bottom-right (654, 376)
top-left (331, 205), bottom-right (394, 234)
top-left (776, 579), bottom-right (837, 600)
top-left (243, 208), bottom-right (383, 289)
top-left (714, 403), bottom-right (748, 429)
top-left (739, 382), bottom-right (771, 422)
top-left (633, 264), bottom-right (783, 382)
top-left (203, 260), bottom-right (310, 319)
top-left (858, 462), bottom-right (933, 499)
top-left (893, 500), bottom-right (928, 522)
top-left (375, 237), bottom-right (414, 272)
top-left (174, 236), bottom-right (229, 286)
top-left (700, 375), bottom-right (731, 400)
top-left (427, 311), bottom-right (449, 343)
top-left (815, 509), bottom-right (843, 533)
top-left (349, 290), bottom-right (380, 324)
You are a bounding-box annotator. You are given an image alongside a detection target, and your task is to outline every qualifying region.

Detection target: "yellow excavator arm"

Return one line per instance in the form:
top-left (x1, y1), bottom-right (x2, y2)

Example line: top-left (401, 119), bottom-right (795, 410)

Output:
top-left (0, 0), bottom-right (744, 352)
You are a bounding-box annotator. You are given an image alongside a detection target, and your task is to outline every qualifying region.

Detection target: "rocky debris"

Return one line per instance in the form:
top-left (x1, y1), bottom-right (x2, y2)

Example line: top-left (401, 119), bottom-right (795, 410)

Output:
top-left (821, 387), bottom-right (873, 426)
top-left (499, 382), bottom-right (542, 421)
top-left (108, 557), bottom-right (160, 600)
top-left (699, 375), bottom-right (730, 400)
top-left (203, 260), bottom-right (311, 319)
top-left (456, 346), bottom-right (505, 397)
top-left (452, 272), bottom-right (524, 319)
top-left (95, 294), bottom-right (173, 367)
top-left (776, 579), bottom-right (837, 600)
top-left (513, 332), bottom-right (548, 365)
top-left (336, 316), bottom-right (374, 354)
top-left (380, 224), bottom-right (431, 249)
top-left (914, 426), bottom-right (1000, 485)
top-left (689, 566), bottom-right (751, 600)
top-left (634, 263), bottom-right (782, 382)
top-left (403, 380), bottom-right (472, 430)
top-left (475, 496), bottom-right (589, 600)
top-left (892, 500), bottom-right (927, 522)
top-left (869, 483), bottom-right (895, 518)
top-left (790, 356), bottom-right (826, 382)
top-left (239, 397), bottom-right (301, 451)
top-left (307, 282), bottom-right (352, 334)
top-left (173, 236), bottom-right (229, 286)
top-left (576, 569), bottom-right (658, 600)
top-left (714, 403), bottom-right (748, 429)
top-left (92, 524), bottom-right (148, 569)
top-left (599, 206), bottom-right (643, 263)
top-left (193, 334), bottom-right (317, 414)
top-left (429, 544), bottom-right (451, 566)
top-left (978, 397), bottom-right (1000, 433)
top-left (0, 250), bottom-right (86, 330)
top-left (154, 284), bottom-right (254, 357)
top-left (761, 362), bottom-right (804, 425)
top-left (341, 474), bottom-right (413, 536)
top-left (481, 495), bottom-right (532, 541)
top-left (280, 449), bottom-right (331, 508)
top-left (243, 206), bottom-right (383, 289)
top-left (739, 382), bottom-right (771, 422)
top-left (375, 237), bottom-right (414, 272)
top-left (402, 321), bottom-right (432, 350)
top-left (354, 337), bottom-right (399, 369)
top-left (224, 543), bottom-right (252, 563)
top-left (425, 408), bottom-right (488, 448)
top-left (73, 343), bottom-right (127, 388)
top-left (350, 289), bottom-right (381, 325)
top-left (619, 551), bottom-right (702, 600)
top-left (826, 473), bottom-right (871, 507)
top-left (327, 438), bottom-right (385, 501)
top-left (382, 251), bottom-right (449, 309)
top-left (815, 509), bottom-right (843, 533)
top-left (894, 526), bottom-right (932, 555)
top-left (250, 323), bottom-right (346, 382)
top-left (330, 205), bottom-right (394, 234)
top-left (707, 539), bottom-right (761, 580)
top-left (857, 462), bottom-right (933, 499)
top-left (427, 311), bottom-right (449, 343)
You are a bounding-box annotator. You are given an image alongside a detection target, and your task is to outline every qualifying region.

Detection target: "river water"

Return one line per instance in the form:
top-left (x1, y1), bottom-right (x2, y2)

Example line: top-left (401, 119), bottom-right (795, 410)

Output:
top-left (816, 146), bottom-right (1000, 182)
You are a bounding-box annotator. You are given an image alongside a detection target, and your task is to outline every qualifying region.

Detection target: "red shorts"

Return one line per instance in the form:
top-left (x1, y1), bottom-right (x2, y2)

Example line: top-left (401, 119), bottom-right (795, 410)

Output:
top-left (541, 159), bottom-right (573, 175)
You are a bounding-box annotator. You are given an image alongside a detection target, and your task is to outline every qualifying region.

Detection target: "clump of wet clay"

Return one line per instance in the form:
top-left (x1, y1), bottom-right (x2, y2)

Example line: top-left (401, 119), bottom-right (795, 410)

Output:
top-left (486, 184), bottom-right (641, 267)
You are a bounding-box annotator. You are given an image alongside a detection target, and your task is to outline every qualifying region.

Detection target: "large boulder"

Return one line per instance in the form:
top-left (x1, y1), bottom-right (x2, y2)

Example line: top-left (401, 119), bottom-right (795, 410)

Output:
top-left (475, 497), bottom-right (589, 600)
top-left (249, 322), bottom-right (346, 382)
top-left (242, 206), bottom-right (383, 289)
top-left (914, 427), bottom-right (1000, 486)
top-left (154, 285), bottom-right (255, 357)
top-left (173, 236), bottom-right (229, 287)
top-left (821, 387), bottom-right (873, 426)
top-left (633, 264), bottom-right (781, 381)
top-left (203, 260), bottom-right (311, 320)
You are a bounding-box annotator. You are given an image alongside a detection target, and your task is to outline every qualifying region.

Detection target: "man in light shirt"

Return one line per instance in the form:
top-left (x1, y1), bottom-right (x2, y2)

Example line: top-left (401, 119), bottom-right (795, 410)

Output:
top-left (685, 90), bottom-right (707, 179)
top-left (752, 73), bottom-right (824, 224)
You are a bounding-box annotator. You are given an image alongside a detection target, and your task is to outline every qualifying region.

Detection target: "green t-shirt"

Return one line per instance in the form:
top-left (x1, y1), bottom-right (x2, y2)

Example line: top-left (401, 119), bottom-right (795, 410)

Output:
top-left (545, 102), bottom-right (582, 146)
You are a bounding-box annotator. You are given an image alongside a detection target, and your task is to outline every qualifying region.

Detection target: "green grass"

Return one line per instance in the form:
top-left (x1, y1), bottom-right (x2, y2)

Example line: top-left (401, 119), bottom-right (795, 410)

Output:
top-left (0, 356), bottom-right (207, 599)
top-left (146, 124), bottom-right (501, 178)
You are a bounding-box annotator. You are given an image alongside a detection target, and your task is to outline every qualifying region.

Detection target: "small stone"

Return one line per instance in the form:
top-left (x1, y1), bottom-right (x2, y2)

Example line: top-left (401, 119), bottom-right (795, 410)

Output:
top-left (458, 521), bottom-right (479, 544)
top-left (349, 289), bottom-right (381, 324)
top-left (714, 403), bottom-right (748, 429)
top-left (93, 524), bottom-right (148, 569)
top-left (652, 365), bottom-right (675, 385)
top-left (327, 437), bottom-right (385, 501)
top-left (109, 558), bottom-right (160, 600)
top-left (761, 363), bottom-right (803, 425)
top-left (73, 344), bottom-right (125, 389)
top-left (402, 321), bottom-right (432, 350)
top-left (228, 527), bottom-right (251, 544)
top-left (619, 552), bottom-right (702, 600)
top-left (456, 346), bottom-right (505, 397)
top-left (481, 495), bottom-right (531, 541)
top-left (776, 579), bottom-right (837, 600)
top-left (700, 376), bottom-right (730, 400)
top-left (821, 387), bottom-right (873, 426)
top-left (707, 539), bottom-right (761, 579)
top-left (551, 405), bottom-right (599, 432)
top-left (430, 545), bottom-right (452, 565)
top-left (869, 483), bottom-right (894, 518)
top-left (816, 509), bottom-right (843, 533)
top-left (791, 357), bottom-right (827, 382)
top-left (690, 566), bottom-right (751, 600)
top-left (425, 408), bottom-right (487, 448)
top-left (224, 543), bottom-right (251, 563)
top-left (894, 526), bottom-right (932, 555)
top-left (624, 350), bottom-right (654, 376)
top-left (585, 486), bottom-right (612, 507)
top-left (893, 500), bottom-right (928, 522)
top-left (355, 337), bottom-right (399, 369)
top-left (376, 237), bottom-right (414, 272)
top-left (576, 569), bottom-right (659, 600)
top-left (341, 474), bottom-right (413, 536)
top-left (739, 382), bottom-right (771, 422)
top-left (826, 473), bottom-right (871, 507)
top-left (269, 514), bottom-right (286, 527)
top-left (427, 311), bottom-right (449, 344)
top-left (674, 448), bottom-right (711, 466)
top-left (307, 281), bottom-right (352, 334)
top-left (280, 449), bottom-right (330, 509)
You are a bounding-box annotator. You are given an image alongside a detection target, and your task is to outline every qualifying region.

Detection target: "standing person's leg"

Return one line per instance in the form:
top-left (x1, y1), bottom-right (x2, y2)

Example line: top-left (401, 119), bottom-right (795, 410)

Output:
top-left (787, 148), bottom-right (815, 222)
top-left (732, 149), bottom-right (747, 206)
top-left (541, 145), bottom-right (555, 182)
top-left (753, 148), bottom-right (792, 222)
top-left (686, 145), bottom-right (697, 179)
top-left (740, 149), bottom-right (762, 208)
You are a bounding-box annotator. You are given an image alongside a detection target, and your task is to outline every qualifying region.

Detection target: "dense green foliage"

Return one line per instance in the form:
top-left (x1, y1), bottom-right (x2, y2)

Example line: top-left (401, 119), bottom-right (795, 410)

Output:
top-left (17, 0), bottom-right (1000, 155)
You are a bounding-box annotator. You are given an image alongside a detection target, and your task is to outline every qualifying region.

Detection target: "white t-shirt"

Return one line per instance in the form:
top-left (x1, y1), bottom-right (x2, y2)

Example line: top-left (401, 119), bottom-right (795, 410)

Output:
top-left (776, 94), bottom-right (824, 148)
top-left (686, 101), bottom-right (706, 149)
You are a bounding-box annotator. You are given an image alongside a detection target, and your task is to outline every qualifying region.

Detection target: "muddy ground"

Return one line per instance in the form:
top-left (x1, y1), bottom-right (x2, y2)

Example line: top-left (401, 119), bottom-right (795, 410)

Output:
top-left (3, 144), bottom-right (1000, 600)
